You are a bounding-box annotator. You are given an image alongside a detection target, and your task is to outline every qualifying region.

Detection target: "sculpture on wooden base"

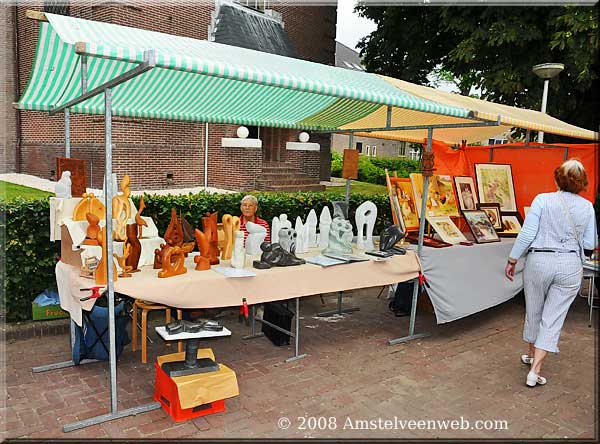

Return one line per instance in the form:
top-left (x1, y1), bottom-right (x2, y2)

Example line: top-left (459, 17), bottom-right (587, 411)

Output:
top-left (94, 228), bottom-right (118, 285)
top-left (193, 228), bottom-right (211, 271)
top-left (158, 246), bottom-right (187, 278)
top-left (202, 212), bottom-right (220, 265)
top-left (125, 223), bottom-right (141, 272)
top-left (112, 174), bottom-right (132, 241)
top-left (155, 208), bottom-right (195, 268)
top-left (114, 243), bottom-right (133, 278)
top-left (83, 212), bottom-right (100, 246)
top-left (253, 242), bottom-right (305, 269)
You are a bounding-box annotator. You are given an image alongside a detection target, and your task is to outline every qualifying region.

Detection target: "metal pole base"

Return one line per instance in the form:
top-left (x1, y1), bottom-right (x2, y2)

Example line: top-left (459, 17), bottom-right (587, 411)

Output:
top-left (32, 358), bottom-right (99, 373)
top-left (63, 402), bottom-right (162, 433)
top-left (285, 353), bottom-right (307, 363)
top-left (387, 332), bottom-right (431, 346)
top-left (317, 306), bottom-right (359, 317)
top-left (242, 332), bottom-right (264, 340)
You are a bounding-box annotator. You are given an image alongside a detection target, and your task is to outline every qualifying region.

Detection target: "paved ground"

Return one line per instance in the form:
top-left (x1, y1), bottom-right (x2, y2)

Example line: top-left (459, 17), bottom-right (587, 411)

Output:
top-left (1, 287), bottom-right (597, 440)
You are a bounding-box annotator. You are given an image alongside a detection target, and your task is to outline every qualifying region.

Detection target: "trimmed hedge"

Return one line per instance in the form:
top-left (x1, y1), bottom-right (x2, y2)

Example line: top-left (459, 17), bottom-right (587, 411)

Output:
top-left (331, 152), bottom-right (420, 185)
top-left (3, 191), bottom-right (393, 322)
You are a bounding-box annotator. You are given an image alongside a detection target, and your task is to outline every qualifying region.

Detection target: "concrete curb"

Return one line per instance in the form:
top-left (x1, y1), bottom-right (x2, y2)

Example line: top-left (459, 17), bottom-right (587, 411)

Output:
top-left (2, 318), bottom-right (70, 342)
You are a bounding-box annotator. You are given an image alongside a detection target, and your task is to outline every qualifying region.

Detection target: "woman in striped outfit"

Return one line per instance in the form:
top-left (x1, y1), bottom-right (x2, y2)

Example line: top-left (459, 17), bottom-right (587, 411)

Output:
top-left (505, 159), bottom-right (597, 387)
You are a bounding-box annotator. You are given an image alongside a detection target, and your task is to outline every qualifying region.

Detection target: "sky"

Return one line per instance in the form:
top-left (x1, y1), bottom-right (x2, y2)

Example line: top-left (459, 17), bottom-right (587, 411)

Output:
top-left (335, 0), bottom-right (377, 51)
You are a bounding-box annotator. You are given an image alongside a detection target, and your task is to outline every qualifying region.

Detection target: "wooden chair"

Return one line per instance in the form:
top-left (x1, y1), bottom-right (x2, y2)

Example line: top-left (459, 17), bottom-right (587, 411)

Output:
top-left (132, 299), bottom-right (183, 364)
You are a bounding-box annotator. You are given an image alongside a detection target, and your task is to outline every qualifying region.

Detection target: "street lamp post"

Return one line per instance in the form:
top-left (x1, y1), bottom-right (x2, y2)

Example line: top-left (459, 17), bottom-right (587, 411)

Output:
top-left (532, 63), bottom-right (564, 143)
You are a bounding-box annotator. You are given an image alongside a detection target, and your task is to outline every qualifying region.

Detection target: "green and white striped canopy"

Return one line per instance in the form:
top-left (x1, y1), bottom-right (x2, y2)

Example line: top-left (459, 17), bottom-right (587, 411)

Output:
top-left (19, 13), bottom-right (479, 131)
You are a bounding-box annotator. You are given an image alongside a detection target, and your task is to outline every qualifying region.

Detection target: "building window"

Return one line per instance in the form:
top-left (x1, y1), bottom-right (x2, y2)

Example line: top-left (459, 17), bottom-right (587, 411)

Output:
top-left (44, 0), bottom-right (69, 15)
top-left (398, 142), bottom-right (406, 157)
top-left (409, 147), bottom-right (420, 161)
top-left (355, 141), bottom-right (363, 153)
top-left (365, 145), bottom-right (371, 156)
top-left (234, 0), bottom-right (268, 12)
top-left (372, 145), bottom-right (377, 157)
top-left (247, 126), bottom-right (260, 139)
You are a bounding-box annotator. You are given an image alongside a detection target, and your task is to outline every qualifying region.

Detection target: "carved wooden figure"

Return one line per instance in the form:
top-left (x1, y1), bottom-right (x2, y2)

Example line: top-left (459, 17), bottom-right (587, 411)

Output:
top-left (112, 175), bottom-right (132, 241)
top-left (83, 212), bottom-right (101, 246)
top-left (125, 223), bottom-right (141, 272)
top-left (114, 243), bottom-right (133, 278)
top-left (135, 195), bottom-right (148, 238)
top-left (73, 193), bottom-right (105, 221)
top-left (221, 214), bottom-right (240, 260)
top-left (154, 243), bottom-right (166, 269)
top-left (94, 228), bottom-right (118, 285)
top-left (158, 246), bottom-right (187, 278)
top-left (193, 228), bottom-right (211, 271)
top-left (202, 212), bottom-right (220, 265)
top-left (164, 208), bottom-right (184, 247)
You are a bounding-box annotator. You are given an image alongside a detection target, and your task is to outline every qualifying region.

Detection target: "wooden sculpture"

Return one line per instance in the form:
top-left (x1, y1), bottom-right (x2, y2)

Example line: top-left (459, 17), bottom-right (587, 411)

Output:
top-left (94, 228), bottom-right (118, 285)
top-left (112, 175), bottom-right (132, 241)
top-left (202, 212), bottom-right (220, 265)
top-left (135, 195), bottom-right (148, 238)
top-left (154, 243), bottom-right (166, 269)
top-left (193, 228), bottom-right (211, 271)
top-left (164, 208), bottom-right (184, 247)
top-left (125, 223), bottom-right (141, 272)
top-left (158, 246), bottom-right (187, 278)
top-left (73, 193), bottom-right (105, 221)
top-left (113, 243), bottom-right (133, 278)
top-left (83, 212), bottom-right (101, 246)
top-left (220, 214), bottom-right (240, 260)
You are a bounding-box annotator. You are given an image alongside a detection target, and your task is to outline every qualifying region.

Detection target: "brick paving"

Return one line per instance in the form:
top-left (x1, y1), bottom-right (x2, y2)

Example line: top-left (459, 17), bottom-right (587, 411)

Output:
top-left (1, 287), bottom-right (597, 440)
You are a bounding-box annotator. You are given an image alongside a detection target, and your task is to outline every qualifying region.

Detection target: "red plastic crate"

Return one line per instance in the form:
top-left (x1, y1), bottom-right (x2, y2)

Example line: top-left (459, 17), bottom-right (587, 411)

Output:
top-left (154, 362), bottom-right (226, 422)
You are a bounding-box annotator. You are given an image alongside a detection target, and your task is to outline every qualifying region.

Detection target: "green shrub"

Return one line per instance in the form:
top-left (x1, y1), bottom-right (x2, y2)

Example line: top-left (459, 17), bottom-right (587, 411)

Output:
top-left (331, 153), bottom-right (420, 185)
top-left (3, 192), bottom-right (394, 322)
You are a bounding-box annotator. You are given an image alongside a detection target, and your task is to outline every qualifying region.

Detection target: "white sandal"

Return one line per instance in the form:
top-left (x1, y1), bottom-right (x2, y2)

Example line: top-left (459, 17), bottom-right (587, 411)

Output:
top-left (526, 371), bottom-right (547, 387)
top-left (521, 354), bottom-right (533, 365)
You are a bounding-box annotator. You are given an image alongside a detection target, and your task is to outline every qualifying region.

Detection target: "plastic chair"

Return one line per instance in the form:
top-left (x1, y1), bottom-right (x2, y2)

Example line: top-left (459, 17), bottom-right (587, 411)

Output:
top-left (132, 300), bottom-right (183, 363)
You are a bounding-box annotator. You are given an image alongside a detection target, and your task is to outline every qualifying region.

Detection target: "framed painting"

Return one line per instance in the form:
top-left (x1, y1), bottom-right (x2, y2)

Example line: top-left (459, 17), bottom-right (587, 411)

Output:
top-left (405, 231), bottom-right (452, 248)
top-left (426, 216), bottom-right (467, 244)
top-left (462, 210), bottom-right (500, 244)
top-left (390, 177), bottom-right (420, 231)
top-left (499, 212), bottom-right (524, 237)
top-left (410, 173), bottom-right (460, 218)
top-left (476, 203), bottom-right (503, 231)
top-left (475, 163), bottom-right (517, 212)
top-left (454, 176), bottom-right (479, 211)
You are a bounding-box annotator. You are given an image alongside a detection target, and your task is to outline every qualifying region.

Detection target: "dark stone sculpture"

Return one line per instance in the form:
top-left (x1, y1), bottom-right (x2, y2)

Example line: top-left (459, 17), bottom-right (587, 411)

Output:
top-left (379, 225), bottom-right (405, 252)
top-left (252, 242), bottom-right (305, 269)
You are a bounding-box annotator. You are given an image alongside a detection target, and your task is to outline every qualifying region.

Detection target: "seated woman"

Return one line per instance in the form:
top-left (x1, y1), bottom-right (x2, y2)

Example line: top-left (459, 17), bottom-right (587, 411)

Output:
top-left (239, 195), bottom-right (271, 243)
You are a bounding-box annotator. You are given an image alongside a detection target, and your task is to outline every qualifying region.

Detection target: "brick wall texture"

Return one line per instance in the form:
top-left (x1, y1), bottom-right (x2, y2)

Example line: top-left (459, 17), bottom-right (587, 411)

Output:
top-left (8, 2), bottom-right (336, 189)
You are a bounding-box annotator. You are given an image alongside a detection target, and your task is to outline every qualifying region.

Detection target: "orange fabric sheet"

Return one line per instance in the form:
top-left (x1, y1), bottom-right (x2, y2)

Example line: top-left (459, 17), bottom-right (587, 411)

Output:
top-left (430, 141), bottom-right (598, 215)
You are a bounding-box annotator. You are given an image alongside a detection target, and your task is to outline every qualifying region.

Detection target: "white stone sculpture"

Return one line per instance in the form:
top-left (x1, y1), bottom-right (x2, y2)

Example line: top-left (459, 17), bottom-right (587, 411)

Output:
top-left (318, 206), bottom-right (332, 249)
top-left (271, 216), bottom-right (280, 243)
top-left (306, 209), bottom-right (318, 247)
top-left (323, 217), bottom-right (353, 255)
top-left (278, 227), bottom-right (297, 253)
top-left (55, 171), bottom-right (72, 198)
top-left (279, 214), bottom-right (292, 229)
top-left (231, 231), bottom-right (246, 268)
top-left (355, 201), bottom-right (377, 251)
top-left (245, 222), bottom-right (267, 255)
top-left (294, 216), bottom-right (310, 254)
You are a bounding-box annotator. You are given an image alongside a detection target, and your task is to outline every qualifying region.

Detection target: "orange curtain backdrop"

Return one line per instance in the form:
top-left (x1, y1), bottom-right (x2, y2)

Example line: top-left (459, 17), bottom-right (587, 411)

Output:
top-left (430, 141), bottom-right (598, 216)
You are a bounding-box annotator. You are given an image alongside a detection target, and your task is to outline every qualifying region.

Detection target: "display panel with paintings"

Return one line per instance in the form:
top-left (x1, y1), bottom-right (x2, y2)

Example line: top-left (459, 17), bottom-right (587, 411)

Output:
top-left (405, 231), bottom-right (452, 248)
top-left (476, 203), bottom-right (503, 232)
top-left (462, 210), bottom-right (500, 244)
top-left (499, 212), bottom-right (523, 237)
top-left (426, 216), bottom-right (467, 244)
top-left (475, 163), bottom-right (517, 212)
top-left (454, 176), bottom-right (479, 211)
top-left (390, 177), bottom-right (419, 231)
top-left (410, 173), bottom-right (460, 218)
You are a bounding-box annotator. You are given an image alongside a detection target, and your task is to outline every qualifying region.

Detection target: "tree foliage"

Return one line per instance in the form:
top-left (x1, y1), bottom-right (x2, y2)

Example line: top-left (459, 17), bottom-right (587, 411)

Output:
top-left (356, 5), bottom-right (599, 138)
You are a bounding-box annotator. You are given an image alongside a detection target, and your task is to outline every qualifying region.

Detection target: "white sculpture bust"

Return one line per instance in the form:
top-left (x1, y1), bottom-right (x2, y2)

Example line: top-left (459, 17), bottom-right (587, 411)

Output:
top-left (55, 171), bottom-right (72, 198)
top-left (278, 227), bottom-right (297, 253)
top-left (355, 201), bottom-right (377, 251)
top-left (245, 221), bottom-right (267, 255)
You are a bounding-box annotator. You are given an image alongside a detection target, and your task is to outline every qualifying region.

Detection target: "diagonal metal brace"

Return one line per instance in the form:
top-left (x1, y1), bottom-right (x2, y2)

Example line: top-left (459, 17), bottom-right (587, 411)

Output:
top-left (49, 49), bottom-right (157, 115)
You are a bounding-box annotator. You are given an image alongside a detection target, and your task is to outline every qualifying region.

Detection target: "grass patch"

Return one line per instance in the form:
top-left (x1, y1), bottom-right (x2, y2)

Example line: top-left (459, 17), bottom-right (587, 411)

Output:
top-left (0, 181), bottom-right (54, 201)
top-left (325, 178), bottom-right (388, 195)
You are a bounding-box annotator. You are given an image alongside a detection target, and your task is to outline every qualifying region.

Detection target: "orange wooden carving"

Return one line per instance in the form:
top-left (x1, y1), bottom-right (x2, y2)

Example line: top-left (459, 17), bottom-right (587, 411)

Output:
top-left (94, 228), bottom-right (118, 285)
top-left (83, 212), bottom-right (100, 246)
top-left (125, 223), bottom-right (141, 272)
top-left (112, 175), bottom-right (132, 241)
top-left (164, 208), bottom-right (184, 247)
top-left (114, 243), bottom-right (132, 278)
top-left (193, 228), bottom-right (211, 271)
top-left (221, 214), bottom-right (234, 260)
top-left (158, 246), bottom-right (187, 278)
top-left (202, 212), bottom-right (220, 265)
top-left (135, 195), bottom-right (148, 238)
top-left (73, 193), bottom-right (105, 221)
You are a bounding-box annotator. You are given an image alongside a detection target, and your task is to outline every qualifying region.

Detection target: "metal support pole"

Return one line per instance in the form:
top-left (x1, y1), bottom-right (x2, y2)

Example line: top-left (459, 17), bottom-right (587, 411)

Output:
top-left (242, 304), bottom-right (264, 340)
top-left (387, 277), bottom-right (430, 345)
top-left (317, 290), bottom-right (359, 317)
top-left (81, 55), bottom-right (88, 94)
top-left (537, 79), bottom-right (549, 143)
top-left (345, 133), bottom-right (353, 206)
top-left (64, 109), bottom-right (71, 158)
top-left (285, 298), bottom-right (307, 363)
top-left (386, 105), bottom-right (392, 128)
top-left (204, 122), bottom-right (209, 188)
top-left (524, 129), bottom-right (531, 146)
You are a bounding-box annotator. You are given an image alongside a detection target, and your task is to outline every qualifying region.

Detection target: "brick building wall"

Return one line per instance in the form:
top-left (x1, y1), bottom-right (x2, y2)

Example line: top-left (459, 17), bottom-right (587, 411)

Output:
top-left (13, 2), bottom-right (336, 190)
top-left (2, 6), bottom-right (18, 173)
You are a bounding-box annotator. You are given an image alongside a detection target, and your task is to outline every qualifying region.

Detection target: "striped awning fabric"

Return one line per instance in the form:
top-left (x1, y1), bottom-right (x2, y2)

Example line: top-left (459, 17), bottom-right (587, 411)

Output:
top-left (18, 13), bottom-right (597, 143)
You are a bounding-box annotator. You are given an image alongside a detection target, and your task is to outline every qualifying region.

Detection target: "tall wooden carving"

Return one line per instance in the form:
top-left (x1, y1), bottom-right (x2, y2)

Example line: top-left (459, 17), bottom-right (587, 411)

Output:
top-left (135, 195), bottom-right (148, 238)
top-left (112, 175), bottom-right (132, 241)
top-left (221, 214), bottom-right (240, 260)
top-left (73, 193), bottom-right (105, 221)
top-left (83, 212), bottom-right (100, 246)
top-left (202, 212), bottom-right (220, 265)
top-left (125, 223), bottom-right (141, 272)
top-left (94, 228), bottom-right (118, 285)
top-left (193, 229), bottom-right (211, 271)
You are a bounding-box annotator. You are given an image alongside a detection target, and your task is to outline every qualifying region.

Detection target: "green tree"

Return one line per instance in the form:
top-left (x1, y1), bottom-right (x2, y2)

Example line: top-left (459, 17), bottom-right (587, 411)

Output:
top-left (356, 5), bottom-right (599, 139)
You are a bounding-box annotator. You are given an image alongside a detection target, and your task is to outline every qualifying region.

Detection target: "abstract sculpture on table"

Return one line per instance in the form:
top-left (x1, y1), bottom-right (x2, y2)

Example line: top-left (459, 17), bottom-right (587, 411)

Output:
top-left (323, 217), bottom-right (353, 255)
top-left (73, 193), bottom-right (105, 221)
top-left (318, 206), bottom-right (332, 249)
top-left (231, 231), bottom-right (246, 269)
top-left (158, 246), bottom-right (187, 278)
top-left (245, 221), bottom-right (267, 255)
top-left (125, 223), bottom-right (141, 272)
top-left (113, 243), bottom-right (132, 278)
top-left (306, 209), bottom-right (318, 247)
top-left (95, 227), bottom-right (117, 285)
top-left (278, 227), bottom-right (297, 254)
top-left (202, 212), bottom-right (220, 265)
top-left (355, 201), bottom-right (377, 251)
top-left (155, 208), bottom-right (192, 268)
top-left (135, 195), bottom-right (148, 238)
top-left (112, 175), bottom-right (132, 241)
top-left (379, 225), bottom-right (405, 252)
top-left (83, 212), bottom-right (101, 246)
top-left (55, 171), bottom-right (72, 198)
top-left (221, 214), bottom-right (241, 260)
top-left (294, 217), bottom-right (310, 254)
top-left (193, 228), bottom-right (211, 271)
top-left (271, 214), bottom-right (291, 244)
top-left (253, 242), bottom-right (305, 269)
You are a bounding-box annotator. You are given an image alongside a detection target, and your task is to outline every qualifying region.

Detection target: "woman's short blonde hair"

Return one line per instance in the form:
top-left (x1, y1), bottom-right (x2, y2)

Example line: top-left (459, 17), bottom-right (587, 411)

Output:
top-left (554, 159), bottom-right (588, 194)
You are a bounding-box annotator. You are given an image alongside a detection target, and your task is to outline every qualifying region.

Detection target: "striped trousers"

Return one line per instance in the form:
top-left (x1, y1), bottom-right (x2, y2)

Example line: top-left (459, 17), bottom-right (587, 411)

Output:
top-left (523, 252), bottom-right (583, 353)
